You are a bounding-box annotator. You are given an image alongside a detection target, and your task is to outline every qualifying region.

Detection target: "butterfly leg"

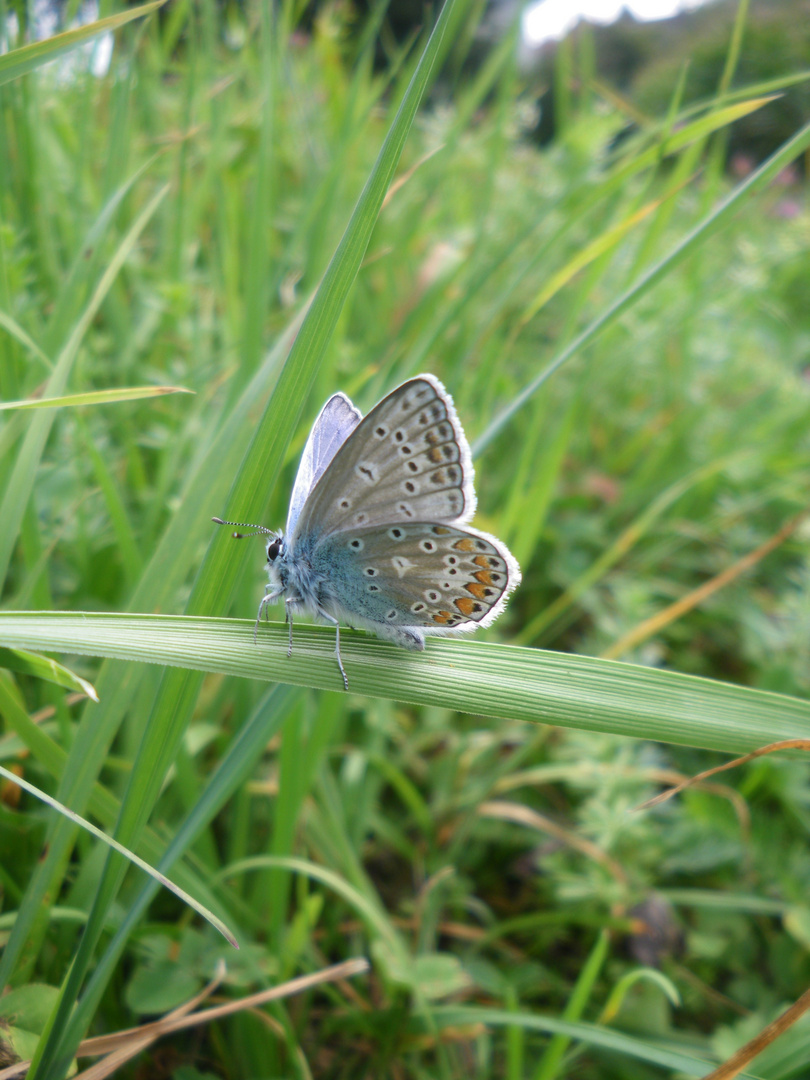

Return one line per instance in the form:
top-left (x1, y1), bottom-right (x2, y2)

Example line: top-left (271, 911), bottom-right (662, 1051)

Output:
top-left (255, 586), bottom-right (282, 643)
top-left (284, 596), bottom-right (301, 658)
top-left (316, 608), bottom-right (349, 691)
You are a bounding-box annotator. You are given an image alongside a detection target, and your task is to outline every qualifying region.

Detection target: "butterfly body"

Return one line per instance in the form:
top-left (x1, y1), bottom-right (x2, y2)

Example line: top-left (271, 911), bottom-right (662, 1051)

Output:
top-left (270, 530), bottom-right (427, 651)
top-left (217, 375), bottom-right (520, 688)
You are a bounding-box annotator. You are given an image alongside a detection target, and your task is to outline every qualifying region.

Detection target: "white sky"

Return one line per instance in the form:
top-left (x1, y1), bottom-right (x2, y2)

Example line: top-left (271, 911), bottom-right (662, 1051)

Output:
top-left (523, 0), bottom-right (712, 48)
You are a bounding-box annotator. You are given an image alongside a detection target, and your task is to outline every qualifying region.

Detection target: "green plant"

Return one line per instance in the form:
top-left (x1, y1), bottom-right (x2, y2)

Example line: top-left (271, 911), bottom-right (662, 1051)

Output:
top-left (1, 0), bottom-right (810, 1077)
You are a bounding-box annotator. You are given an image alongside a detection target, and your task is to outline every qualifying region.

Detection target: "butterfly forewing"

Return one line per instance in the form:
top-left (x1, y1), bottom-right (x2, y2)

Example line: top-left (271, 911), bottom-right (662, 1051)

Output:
top-left (286, 393), bottom-right (362, 537)
top-left (313, 522), bottom-right (520, 633)
top-left (291, 376), bottom-right (476, 544)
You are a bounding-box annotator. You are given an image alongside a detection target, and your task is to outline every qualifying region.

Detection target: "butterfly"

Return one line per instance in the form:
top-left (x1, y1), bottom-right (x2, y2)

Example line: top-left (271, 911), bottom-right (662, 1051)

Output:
top-left (214, 374), bottom-right (521, 689)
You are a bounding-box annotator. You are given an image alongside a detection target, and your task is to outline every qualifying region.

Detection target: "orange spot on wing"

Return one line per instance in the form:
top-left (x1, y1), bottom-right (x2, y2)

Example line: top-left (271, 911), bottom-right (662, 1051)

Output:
top-left (465, 582), bottom-right (488, 600)
top-left (428, 446), bottom-right (443, 463)
top-left (474, 570), bottom-right (495, 586)
top-left (454, 597), bottom-right (475, 616)
top-left (453, 538), bottom-right (477, 552)
top-left (432, 525), bottom-right (451, 535)
top-left (433, 610), bottom-right (453, 624)
top-left (473, 554), bottom-right (495, 568)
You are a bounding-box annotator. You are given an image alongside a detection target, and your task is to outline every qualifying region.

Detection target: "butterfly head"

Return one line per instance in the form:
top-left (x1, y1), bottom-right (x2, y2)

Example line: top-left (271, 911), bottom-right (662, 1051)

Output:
top-left (212, 518), bottom-right (289, 587)
top-left (265, 535), bottom-right (284, 564)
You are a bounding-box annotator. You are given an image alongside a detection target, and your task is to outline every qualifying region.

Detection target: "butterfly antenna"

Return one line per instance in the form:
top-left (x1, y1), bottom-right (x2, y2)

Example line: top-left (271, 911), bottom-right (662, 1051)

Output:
top-left (212, 517), bottom-right (274, 540)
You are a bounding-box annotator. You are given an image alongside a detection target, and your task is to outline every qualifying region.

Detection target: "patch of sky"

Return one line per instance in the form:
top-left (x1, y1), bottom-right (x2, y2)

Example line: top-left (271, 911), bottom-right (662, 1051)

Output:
top-left (522, 0), bottom-right (712, 48)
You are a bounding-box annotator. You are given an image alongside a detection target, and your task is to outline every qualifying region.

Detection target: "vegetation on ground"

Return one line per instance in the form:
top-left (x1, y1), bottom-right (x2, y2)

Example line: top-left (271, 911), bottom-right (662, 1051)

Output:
top-left (1, 0), bottom-right (810, 1076)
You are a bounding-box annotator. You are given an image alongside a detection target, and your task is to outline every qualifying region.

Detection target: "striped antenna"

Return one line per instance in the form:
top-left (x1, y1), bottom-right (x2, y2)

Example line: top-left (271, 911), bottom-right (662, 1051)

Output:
top-left (212, 517), bottom-right (274, 539)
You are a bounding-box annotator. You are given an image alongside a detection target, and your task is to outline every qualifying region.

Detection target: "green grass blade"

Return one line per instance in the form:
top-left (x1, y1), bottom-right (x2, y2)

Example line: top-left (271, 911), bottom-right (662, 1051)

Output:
top-left (427, 1006), bottom-right (758, 1078)
top-left (0, 0), bottom-right (165, 86)
top-left (75, 416), bottom-right (143, 588)
top-left (1, 611), bottom-right (809, 755)
top-left (0, 763), bottom-right (237, 946)
top-left (0, 311), bottom-right (53, 370)
top-left (599, 969), bottom-right (680, 1024)
top-left (215, 854), bottom-right (407, 964)
top-left (215, 0), bottom-right (458, 543)
top-left (516, 455), bottom-right (744, 645)
top-left (0, 183), bottom-right (169, 591)
top-left (79, 684), bottom-right (301, 1031)
top-left (27, 2), bottom-right (462, 1074)
top-left (41, 156), bottom-right (160, 355)
top-left (0, 674), bottom-right (235, 941)
top-left (0, 307), bottom-right (304, 997)
top-left (533, 929), bottom-right (610, 1080)
top-left (606, 95), bottom-right (777, 187)
top-left (517, 182), bottom-right (688, 328)
top-left (0, 386), bottom-right (193, 411)
top-left (473, 117), bottom-right (810, 457)
top-left (0, 648), bottom-right (97, 700)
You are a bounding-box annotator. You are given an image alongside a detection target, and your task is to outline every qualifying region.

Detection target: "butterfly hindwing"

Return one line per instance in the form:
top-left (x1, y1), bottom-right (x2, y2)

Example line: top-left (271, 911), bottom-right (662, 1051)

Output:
top-left (291, 376), bottom-right (476, 544)
top-left (312, 521), bottom-right (520, 636)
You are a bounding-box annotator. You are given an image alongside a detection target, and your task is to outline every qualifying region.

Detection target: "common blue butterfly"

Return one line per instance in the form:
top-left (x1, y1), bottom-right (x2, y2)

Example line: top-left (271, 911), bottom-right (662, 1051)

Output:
top-left (214, 375), bottom-right (521, 689)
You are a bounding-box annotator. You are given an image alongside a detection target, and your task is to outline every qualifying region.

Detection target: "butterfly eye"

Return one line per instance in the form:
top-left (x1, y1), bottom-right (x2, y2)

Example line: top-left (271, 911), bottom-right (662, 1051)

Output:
top-left (266, 539), bottom-right (282, 562)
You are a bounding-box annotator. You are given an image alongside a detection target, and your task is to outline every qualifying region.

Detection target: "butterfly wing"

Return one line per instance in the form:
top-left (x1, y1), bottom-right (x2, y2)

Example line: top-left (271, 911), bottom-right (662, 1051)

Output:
top-left (312, 521), bottom-right (521, 641)
top-left (290, 375), bottom-right (476, 545)
top-left (286, 392), bottom-right (363, 537)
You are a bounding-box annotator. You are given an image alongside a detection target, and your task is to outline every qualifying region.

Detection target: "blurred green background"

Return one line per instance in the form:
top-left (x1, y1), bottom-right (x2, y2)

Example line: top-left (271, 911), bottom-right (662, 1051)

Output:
top-left (1, 0), bottom-right (810, 1076)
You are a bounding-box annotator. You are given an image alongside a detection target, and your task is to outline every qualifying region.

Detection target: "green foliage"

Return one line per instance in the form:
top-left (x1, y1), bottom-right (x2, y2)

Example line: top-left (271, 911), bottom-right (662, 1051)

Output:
top-left (633, 0), bottom-right (810, 164)
top-left (1, 0), bottom-right (810, 1077)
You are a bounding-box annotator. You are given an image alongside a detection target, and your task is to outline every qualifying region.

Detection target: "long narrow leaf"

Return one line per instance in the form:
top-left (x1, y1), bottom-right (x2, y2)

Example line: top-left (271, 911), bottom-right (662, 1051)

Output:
top-left (0, 648), bottom-right (97, 700)
top-left (474, 117), bottom-right (810, 456)
top-left (77, 685), bottom-right (302, 1034)
top-left (0, 184), bottom-right (169, 591)
top-left (0, 1), bottom-right (165, 86)
top-left (426, 1006), bottom-right (758, 1078)
top-left (28, 3), bottom-right (462, 1075)
top-left (1, 612), bottom-right (809, 754)
top-left (0, 312), bottom-right (53, 370)
top-left (0, 764), bottom-right (237, 947)
top-left (0, 677), bottom-right (236, 942)
top-left (0, 387), bottom-right (193, 411)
